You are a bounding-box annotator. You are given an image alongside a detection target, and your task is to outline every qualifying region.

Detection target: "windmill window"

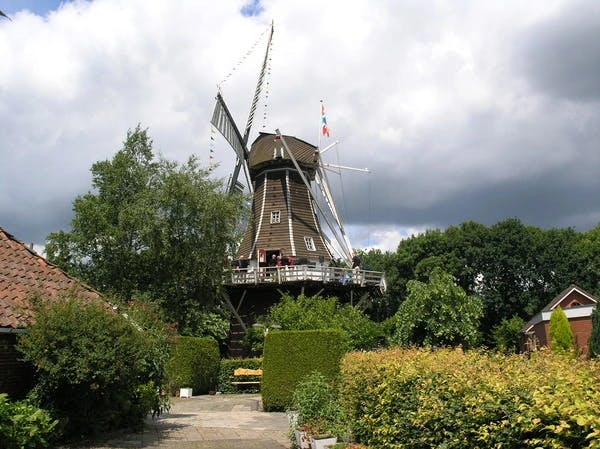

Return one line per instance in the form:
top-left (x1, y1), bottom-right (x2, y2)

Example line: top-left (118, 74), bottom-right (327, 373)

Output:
top-left (270, 210), bottom-right (281, 224)
top-left (304, 236), bottom-right (316, 251)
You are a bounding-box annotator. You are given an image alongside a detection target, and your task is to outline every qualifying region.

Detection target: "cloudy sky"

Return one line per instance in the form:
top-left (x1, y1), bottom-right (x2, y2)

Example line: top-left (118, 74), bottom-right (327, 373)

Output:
top-left (1, 0), bottom-right (600, 252)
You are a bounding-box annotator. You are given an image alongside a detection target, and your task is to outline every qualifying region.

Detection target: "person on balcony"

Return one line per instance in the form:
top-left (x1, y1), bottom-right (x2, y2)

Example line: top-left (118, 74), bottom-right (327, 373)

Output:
top-left (352, 252), bottom-right (361, 283)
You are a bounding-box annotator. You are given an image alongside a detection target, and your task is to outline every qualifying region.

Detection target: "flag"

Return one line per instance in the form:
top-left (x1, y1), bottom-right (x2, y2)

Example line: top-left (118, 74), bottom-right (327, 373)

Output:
top-left (321, 100), bottom-right (330, 138)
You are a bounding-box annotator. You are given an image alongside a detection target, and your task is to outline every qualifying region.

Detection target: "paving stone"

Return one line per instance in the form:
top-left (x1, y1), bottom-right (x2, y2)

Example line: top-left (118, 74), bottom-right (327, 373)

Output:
top-left (75, 394), bottom-right (290, 449)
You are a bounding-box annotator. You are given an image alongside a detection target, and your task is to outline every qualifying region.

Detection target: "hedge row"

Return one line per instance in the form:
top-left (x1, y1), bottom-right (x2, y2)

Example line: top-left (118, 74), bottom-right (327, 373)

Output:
top-left (166, 336), bottom-right (220, 395)
top-left (218, 357), bottom-right (262, 393)
top-left (262, 329), bottom-right (347, 411)
top-left (340, 348), bottom-right (600, 449)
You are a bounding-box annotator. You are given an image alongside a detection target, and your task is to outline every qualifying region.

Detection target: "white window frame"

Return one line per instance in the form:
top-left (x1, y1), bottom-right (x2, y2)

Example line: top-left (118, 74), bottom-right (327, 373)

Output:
top-left (304, 236), bottom-right (316, 251)
top-left (270, 210), bottom-right (281, 224)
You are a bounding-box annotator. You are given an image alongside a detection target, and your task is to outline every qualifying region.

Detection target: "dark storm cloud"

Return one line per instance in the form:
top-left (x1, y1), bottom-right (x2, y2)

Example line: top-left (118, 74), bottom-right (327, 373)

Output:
top-left (516, 1), bottom-right (600, 101)
top-left (0, 197), bottom-right (73, 244)
top-left (334, 96), bottom-right (600, 234)
top-left (340, 165), bottom-right (600, 232)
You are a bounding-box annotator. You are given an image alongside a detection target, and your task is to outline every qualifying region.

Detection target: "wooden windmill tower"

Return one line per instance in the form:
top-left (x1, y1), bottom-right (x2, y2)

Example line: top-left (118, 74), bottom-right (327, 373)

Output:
top-left (210, 23), bottom-right (385, 356)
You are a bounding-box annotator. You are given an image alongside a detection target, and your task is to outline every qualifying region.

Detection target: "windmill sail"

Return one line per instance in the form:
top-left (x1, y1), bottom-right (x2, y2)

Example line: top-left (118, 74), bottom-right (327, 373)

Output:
top-left (210, 22), bottom-right (274, 195)
top-left (243, 22), bottom-right (274, 143)
top-left (211, 93), bottom-right (247, 161)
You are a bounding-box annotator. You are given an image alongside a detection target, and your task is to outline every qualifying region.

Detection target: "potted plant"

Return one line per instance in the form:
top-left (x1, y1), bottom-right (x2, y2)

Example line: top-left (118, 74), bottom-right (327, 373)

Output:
top-left (289, 372), bottom-right (344, 448)
top-left (296, 418), bottom-right (337, 449)
top-left (294, 427), bottom-right (312, 449)
top-left (300, 418), bottom-right (337, 449)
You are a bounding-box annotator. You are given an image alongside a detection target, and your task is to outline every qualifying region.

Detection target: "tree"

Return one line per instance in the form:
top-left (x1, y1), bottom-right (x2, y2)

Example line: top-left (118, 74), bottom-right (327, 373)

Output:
top-left (390, 268), bottom-right (483, 348)
top-left (491, 315), bottom-right (526, 353)
top-left (577, 225), bottom-right (600, 295)
top-left (385, 218), bottom-right (594, 345)
top-left (549, 306), bottom-right (575, 354)
top-left (45, 126), bottom-right (246, 333)
top-left (588, 305), bottom-right (600, 358)
top-left (358, 249), bottom-right (401, 320)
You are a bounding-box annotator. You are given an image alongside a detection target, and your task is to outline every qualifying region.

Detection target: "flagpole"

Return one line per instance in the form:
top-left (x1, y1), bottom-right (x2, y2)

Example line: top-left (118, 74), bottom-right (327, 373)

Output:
top-left (318, 100), bottom-right (322, 150)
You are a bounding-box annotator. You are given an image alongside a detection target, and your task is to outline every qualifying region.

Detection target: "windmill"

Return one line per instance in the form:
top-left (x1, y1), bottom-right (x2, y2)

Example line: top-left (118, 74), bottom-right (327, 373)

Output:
top-left (210, 22), bottom-right (385, 356)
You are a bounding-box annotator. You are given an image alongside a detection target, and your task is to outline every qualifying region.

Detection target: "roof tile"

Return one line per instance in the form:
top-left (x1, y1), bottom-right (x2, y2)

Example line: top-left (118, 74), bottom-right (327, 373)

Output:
top-left (0, 227), bottom-right (103, 329)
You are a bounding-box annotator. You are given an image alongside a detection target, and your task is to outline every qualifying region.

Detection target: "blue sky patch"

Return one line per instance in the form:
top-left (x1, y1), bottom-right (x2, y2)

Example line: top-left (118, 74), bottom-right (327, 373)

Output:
top-left (2, 0), bottom-right (69, 16)
top-left (241, 0), bottom-right (263, 17)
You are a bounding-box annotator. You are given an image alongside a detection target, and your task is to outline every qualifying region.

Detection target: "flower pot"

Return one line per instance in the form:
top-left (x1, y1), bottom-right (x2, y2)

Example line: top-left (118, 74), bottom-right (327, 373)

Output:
top-left (294, 429), bottom-right (311, 449)
top-left (179, 387), bottom-right (193, 398)
top-left (310, 436), bottom-right (337, 449)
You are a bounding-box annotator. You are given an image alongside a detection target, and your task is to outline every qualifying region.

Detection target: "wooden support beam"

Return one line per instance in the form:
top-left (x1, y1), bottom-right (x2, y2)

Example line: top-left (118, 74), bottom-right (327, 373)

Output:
top-left (220, 290), bottom-right (247, 332)
top-left (235, 290), bottom-right (248, 313)
top-left (355, 292), bottom-right (371, 312)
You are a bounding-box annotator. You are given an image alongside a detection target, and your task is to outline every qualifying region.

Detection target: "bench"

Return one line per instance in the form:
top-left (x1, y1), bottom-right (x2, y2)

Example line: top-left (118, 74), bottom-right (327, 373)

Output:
top-left (231, 368), bottom-right (263, 386)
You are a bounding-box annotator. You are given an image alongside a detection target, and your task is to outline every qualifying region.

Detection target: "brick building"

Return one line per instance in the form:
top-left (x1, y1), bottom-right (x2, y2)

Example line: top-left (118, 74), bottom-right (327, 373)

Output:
top-left (522, 285), bottom-right (598, 355)
top-left (0, 227), bottom-right (102, 398)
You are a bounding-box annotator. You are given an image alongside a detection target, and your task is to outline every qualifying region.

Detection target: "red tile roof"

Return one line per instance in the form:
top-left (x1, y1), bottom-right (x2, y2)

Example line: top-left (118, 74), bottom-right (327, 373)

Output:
top-left (0, 227), bottom-right (102, 329)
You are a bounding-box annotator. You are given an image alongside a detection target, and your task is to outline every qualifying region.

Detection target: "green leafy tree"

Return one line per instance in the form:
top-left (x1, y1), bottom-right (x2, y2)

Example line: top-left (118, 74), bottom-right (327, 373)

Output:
top-left (390, 268), bottom-right (483, 347)
top-left (577, 225), bottom-right (600, 294)
top-left (549, 306), bottom-right (575, 353)
top-left (384, 218), bottom-right (593, 345)
top-left (358, 249), bottom-right (401, 320)
top-left (588, 305), bottom-right (600, 358)
top-left (45, 125), bottom-right (245, 333)
top-left (17, 296), bottom-right (172, 437)
top-left (491, 315), bottom-right (526, 353)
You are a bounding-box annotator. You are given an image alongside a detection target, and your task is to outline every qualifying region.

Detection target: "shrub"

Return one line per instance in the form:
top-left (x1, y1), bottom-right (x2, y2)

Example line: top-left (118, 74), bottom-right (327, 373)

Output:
top-left (265, 294), bottom-right (383, 351)
top-left (491, 315), bottom-right (526, 352)
top-left (291, 371), bottom-right (348, 440)
top-left (17, 296), bottom-right (169, 438)
top-left (0, 393), bottom-right (58, 449)
top-left (549, 306), bottom-right (575, 353)
top-left (167, 336), bottom-right (220, 394)
top-left (242, 325), bottom-right (266, 357)
top-left (261, 329), bottom-right (347, 411)
top-left (340, 347), bottom-right (600, 449)
top-left (218, 358), bottom-right (262, 394)
top-left (292, 371), bottom-right (339, 426)
top-left (183, 311), bottom-right (230, 355)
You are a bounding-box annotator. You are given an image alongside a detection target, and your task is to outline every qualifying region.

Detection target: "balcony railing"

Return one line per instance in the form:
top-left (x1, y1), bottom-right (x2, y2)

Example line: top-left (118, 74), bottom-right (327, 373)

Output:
top-left (223, 265), bottom-right (386, 290)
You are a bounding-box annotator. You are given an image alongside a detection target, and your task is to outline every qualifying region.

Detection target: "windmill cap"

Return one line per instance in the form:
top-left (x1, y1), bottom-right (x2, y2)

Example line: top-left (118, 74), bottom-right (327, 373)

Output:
top-left (248, 132), bottom-right (318, 175)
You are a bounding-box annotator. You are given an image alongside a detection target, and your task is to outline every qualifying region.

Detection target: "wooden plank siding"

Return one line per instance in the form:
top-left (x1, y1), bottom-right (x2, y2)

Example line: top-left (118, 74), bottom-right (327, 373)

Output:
top-left (236, 169), bottom-right (332, 262)
top-left (236, 132), bottom-right (334, 264)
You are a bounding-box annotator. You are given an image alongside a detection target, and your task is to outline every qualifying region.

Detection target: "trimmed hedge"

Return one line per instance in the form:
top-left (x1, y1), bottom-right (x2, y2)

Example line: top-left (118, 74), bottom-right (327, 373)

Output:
top-left (340, 347), bottom-right (600, 449)
top-left (218, 358), bottom-right (262, 394)
top-left (261, 329), bottom-right (347, 411)
top-left (167, 336), bottom-right (220, 395)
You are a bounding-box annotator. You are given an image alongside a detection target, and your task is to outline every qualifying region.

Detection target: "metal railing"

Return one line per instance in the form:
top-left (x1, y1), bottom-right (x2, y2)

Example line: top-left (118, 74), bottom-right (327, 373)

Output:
top-left (223, 265), bottom-right (386, 289)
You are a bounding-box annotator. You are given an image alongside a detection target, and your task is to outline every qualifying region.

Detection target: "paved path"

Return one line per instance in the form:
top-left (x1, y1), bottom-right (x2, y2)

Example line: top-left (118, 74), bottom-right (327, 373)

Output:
top-left (94, 394), bottom-right (290, 449)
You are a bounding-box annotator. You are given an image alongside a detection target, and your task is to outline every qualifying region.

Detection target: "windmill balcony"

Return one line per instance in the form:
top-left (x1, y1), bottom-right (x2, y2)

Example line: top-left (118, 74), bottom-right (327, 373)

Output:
top-left (223, 265), bottom-right (386, 289)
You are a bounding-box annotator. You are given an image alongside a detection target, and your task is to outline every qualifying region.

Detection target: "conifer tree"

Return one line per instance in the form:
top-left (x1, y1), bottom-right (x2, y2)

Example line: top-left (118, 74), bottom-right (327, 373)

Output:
top-left (588, 306), bottom-right (600, 358)
top-left (549, 306), bottom-right (575, 353)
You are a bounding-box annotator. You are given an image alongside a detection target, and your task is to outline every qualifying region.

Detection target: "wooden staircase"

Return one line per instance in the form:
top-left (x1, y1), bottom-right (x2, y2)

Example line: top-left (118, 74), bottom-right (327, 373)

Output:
top-left (227, 319), bottom-right (247, 358)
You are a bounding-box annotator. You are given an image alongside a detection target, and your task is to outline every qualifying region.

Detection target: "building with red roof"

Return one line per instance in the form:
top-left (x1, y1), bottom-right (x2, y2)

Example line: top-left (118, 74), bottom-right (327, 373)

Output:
top-left (0, 226), bottom-right (103, 398)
